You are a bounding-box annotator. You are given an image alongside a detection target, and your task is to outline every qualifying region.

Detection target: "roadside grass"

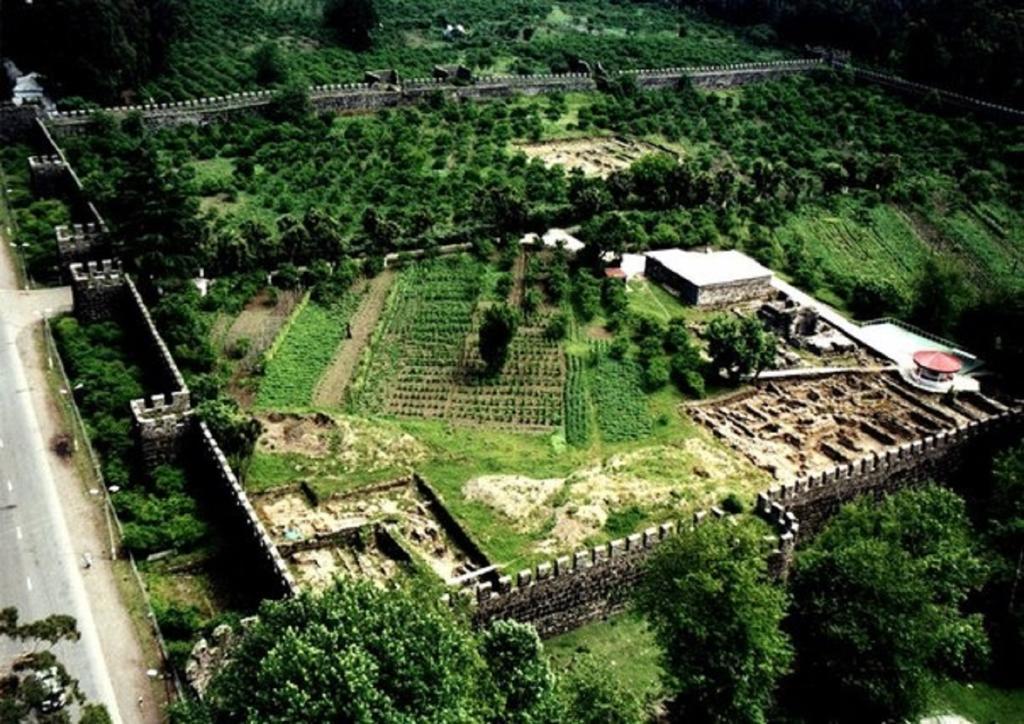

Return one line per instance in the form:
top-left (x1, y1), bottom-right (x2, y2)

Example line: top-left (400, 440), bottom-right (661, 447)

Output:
top-left (928, 680), bottom-right (1024, 723)
top-left (546, 609), bottom-right (665, 705)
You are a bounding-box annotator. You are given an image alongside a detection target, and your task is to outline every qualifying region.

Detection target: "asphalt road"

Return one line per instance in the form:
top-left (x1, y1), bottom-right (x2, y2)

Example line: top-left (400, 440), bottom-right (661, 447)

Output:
top-left (0, 288), bottom-right (122, 721)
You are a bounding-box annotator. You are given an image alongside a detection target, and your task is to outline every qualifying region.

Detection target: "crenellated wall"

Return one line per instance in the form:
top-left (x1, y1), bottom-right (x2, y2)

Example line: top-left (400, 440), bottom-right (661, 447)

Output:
top-left (756, 407), bottom-right (1023, 534)
top-left (69, 259), bottom-right (124, 322)
top-left (471, 510), bottom-right (733, 637)
top-left (830, 60), bottom-right (1024, 124)
top-left (192, 421), bottom-right (298, 598)
top-left (41, 60), bottom-right (824, 134)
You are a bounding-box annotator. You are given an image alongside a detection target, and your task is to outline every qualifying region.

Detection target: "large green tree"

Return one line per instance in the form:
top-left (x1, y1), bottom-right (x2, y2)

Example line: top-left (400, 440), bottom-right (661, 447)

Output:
top-left (636, 518), bottom-right (792, 723)
top-left (479, 304), bottom-right (520, 374)
top-left (985, 442), bottom-right (1024, 679)
top-left (789, 486), bottom-right (989, 722)
top-left (705, 314), bottom-right (777, 381)
top-left (193, 581), bottom-right (488, 721)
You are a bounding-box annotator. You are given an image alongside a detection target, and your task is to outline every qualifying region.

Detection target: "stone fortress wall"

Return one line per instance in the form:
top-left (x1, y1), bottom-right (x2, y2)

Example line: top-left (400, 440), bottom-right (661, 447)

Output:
top-left (41, 60), bottom-right (824, 135)
top-left (20, 56), bottom-right (1024, 639)
top-left (40, 119), bottom-right (297, 598)
top-left (757, 406), bottom-right (1024, 533)
top-left (470, 405), bottom-right (1020, 635)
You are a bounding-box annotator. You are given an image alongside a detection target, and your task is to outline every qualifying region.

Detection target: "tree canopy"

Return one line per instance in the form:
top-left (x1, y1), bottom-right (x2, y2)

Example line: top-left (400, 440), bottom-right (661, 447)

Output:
top-left (636, 518), bottom-right (792, 723)
top-left (479, 304), bottom-right (520, 374)
top-left (789, 485), bottom-right (989, 723)
top-left (705, 314), bottom-right (777, 381)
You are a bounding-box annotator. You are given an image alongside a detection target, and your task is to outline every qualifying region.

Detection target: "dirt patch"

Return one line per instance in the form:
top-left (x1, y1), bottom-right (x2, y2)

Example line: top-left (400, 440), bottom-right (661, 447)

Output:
top-left (313, 270), bottom-right (396, 406)
top-left (515, 136), bottom-right (675, 178)
top-left (218, 288), bottom-right (302, 406)
top-left (459, 436), bottom-right (765, 555)
top-left (257, 411), bottom-right (428, 472)
top-left (690, 372), bottom-right (998, 479)
top-left (464, 475), bottom-right (565, 521)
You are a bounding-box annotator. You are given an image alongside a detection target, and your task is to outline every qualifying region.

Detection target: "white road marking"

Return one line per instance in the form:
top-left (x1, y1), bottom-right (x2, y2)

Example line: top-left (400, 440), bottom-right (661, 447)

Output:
top-left (15, 526), bottom-right (22, 540)
top-left (26, 577), bottom-right (32, 592)
top-left (0, 438), bottom-right (5, 448)
top-left (5, 479), bottom-right (11, 492)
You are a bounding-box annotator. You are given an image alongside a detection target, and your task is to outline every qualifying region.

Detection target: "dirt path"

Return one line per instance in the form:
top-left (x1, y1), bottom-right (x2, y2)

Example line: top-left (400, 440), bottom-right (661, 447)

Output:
top-left (313, 270), bottom-right (396, 407)
top-left (509, 249), bottom-right (526, 307)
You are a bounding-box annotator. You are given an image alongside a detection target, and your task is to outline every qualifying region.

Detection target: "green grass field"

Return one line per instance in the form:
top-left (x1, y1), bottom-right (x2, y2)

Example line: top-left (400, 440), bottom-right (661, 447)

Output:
top-left (546, 610), bottom-right (665, 705)
top-left (928, 680), bottom-right (1024, 723)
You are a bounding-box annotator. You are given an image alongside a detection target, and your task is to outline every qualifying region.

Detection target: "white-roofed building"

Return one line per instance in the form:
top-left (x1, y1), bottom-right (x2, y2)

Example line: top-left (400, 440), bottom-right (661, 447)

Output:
top-left (644, 248), bottom-right (773, 306)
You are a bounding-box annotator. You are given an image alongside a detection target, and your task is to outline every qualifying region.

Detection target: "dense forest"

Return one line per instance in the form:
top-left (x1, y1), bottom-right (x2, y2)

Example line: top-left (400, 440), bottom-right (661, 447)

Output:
top-left (681, 0), bottom-right (1024, 104)
top-left (0, 0), bottom-right (185, 103)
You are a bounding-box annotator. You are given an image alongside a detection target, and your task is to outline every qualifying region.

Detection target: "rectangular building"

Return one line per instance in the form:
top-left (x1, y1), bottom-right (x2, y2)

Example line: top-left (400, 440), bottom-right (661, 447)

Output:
top-left (644, 249), bottom-right (773, 306)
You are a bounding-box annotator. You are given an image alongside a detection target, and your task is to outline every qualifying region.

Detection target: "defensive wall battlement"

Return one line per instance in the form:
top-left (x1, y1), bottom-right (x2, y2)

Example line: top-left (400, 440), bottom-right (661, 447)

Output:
top-left (829, 60), bottom-right (1024, 124)
top-left (470, 508), bottom-right (745, 637)
top-left (193, 421), bottom-right (298, 597)
top-left (757, 406), bottom-right (1023, 533)
top-left (55, 222), bottom-right (109, 267)
top-left (40, 60), bottom-right (823, 134)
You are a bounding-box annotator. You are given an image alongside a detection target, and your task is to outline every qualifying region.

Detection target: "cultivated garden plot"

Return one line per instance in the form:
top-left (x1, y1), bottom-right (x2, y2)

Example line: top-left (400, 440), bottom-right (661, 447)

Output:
top-left (349, 257), bottom-right (567, 432)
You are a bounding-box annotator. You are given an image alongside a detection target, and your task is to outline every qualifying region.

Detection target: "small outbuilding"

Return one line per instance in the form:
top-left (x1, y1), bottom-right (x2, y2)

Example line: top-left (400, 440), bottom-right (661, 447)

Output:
top-left (912, 350), bottom-right (961, 383)
top-left (644, 249), bottom-right (772, 306)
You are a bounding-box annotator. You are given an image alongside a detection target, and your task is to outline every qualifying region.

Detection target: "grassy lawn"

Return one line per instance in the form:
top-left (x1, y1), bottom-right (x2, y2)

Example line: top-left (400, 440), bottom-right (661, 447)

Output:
top-left (626, 278), bottom-right (718, 325)
top-left (928, 680), bottom-right (1024, 723)
top-left (546, 610), bottom-right (665, 704)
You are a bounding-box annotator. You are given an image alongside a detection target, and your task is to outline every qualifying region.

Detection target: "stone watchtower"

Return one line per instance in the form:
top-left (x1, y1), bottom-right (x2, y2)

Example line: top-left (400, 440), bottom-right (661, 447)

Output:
top-left (69, 259), bottom-right (124, 323)
top-left (56, 222), bottom-right (108, 267)
top-left (28, 155), bottom-right (70, 197)
top-left (130, 390), bottom-right (193, 467)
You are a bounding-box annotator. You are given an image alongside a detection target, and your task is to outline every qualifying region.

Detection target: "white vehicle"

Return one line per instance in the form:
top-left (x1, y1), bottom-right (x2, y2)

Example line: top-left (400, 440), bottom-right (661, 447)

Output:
top-left (33, 666), bottom-right (68, 713)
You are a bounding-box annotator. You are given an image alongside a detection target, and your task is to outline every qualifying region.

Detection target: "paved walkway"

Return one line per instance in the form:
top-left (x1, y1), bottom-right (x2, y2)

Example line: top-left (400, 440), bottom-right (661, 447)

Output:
top-left (770, 278), bottom-right (974, 370)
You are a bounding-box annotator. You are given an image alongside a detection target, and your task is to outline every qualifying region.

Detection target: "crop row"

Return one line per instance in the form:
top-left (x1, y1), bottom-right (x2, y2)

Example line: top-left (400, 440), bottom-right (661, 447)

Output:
top-left (255, 289), bottom-right (364, 409)
top-left (589, 355), bottom-right (653, 443)
top-left (564, 354), bottom-right (592, 448)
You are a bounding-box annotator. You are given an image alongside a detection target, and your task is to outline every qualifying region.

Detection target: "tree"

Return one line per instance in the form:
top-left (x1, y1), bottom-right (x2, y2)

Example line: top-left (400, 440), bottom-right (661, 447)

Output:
top-left (479, 304), bottom-right (519, 374)
top-left (109, 138), bottom-right (202, 279)
top-left (200, 581), bottom-right (490, 722)
top-left (636, 518), bottom-right (792, 723)
top-left (252, 41), bottom-right (287, 85)
top-left (705, 315), bottom-right (776, 381)
top-left (985, 442), bottom-right (1024, 677)
top-left (911, 256), bottom-right (970, 335)
top-left (571, 271), bottom-right (601, 321)
top-left (789, 486), bottom-right (989, 723)
top-left (558, 657), bottom-right (646, 724)
top-left (479, 620), bottom-right (558, 722)
top-left (1, 608), bottom-right (110, 721)
top-left (324, 0), bottom-right (377, 49)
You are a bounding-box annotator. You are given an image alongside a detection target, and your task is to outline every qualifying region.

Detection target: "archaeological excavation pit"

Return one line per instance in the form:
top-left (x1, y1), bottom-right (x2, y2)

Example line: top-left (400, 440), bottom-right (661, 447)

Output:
top-left (250, 476), bottom-right (492, 591)
top-left (690, 371), bottom-right (1009, 480)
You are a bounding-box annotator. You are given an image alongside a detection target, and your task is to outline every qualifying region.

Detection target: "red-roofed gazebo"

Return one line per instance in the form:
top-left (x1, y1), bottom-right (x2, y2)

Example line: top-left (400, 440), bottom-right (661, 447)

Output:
top-left (912, 350), bottom-right (962, 383)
